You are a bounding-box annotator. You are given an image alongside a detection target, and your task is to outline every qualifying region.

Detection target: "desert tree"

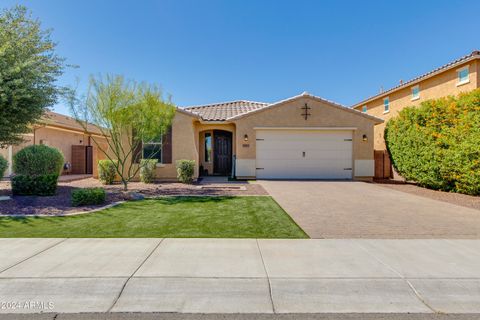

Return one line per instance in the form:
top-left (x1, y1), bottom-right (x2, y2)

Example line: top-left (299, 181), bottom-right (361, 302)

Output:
top-left (0, 5), bottom-right (66, 147)
top-left (67, 75), bottom-right (176, 190)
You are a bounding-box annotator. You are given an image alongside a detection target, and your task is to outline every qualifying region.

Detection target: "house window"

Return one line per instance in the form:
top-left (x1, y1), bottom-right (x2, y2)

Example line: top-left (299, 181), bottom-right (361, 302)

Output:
top-left (362, 105), bottom-right (367, 113)
top-left (204, 132), bottom-right (212, 162)
top-left (457, 66), bottom-right (469, 85)
top-left (383, 97), bottom-right (390, 113)
top-left (411, 85), bottom-right (420, 100)
top-left (143, 134), bottom-right (162, 162)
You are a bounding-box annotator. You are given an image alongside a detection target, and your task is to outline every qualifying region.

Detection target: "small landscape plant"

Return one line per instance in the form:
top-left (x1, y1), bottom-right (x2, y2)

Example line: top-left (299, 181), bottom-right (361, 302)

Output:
top-left (176, 159), bottom-right (195, 183)
top-left (98, 160), bottom-right (117, 185)
top-left (12, 145), bottom-right (64, 196)
top-left (140, 159), bottom-right (157, 183)
top-left (71, 187), bottom-right (106, 207)
top-left (0, 155), bottom-right (7, 178)
top-left (385, 88), bottom-right (480, 195)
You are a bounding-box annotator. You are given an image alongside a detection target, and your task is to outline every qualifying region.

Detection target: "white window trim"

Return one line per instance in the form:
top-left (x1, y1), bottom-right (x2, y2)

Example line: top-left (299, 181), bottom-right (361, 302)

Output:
top-left (383, 97), bottom-right (390, 114)
top-left (411, 85), bottom-right (420, 101)
top-left (456, 65), bottom-right (470, 86)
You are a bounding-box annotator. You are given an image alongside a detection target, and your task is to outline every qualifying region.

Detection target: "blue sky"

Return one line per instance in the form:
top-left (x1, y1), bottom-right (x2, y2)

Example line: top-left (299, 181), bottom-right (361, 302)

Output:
top-left (3, 0), bottom-right (480, 114)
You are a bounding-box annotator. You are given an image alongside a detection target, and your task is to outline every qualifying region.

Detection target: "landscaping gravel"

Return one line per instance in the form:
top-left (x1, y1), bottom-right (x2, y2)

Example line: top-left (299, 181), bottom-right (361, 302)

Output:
top-left (375, 182), bottom-right (480, 211)
top-left (0, 178), bottom-right (268, 216)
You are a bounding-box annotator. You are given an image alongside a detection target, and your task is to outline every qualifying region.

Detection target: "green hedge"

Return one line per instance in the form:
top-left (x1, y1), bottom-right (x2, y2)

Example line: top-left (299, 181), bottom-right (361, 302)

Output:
top-left (176, 159), bottom-right (195, 184)
top-left (0, 155), bottom-right (7, 178)
top-left (385, 89), bottom-right (480, 195)
top-left (13, 145), bottom-right (64, 176)
top-left (140, 159), bottom-right (157, 183)
top-left (11, 145), bottom-right (64, 196)
top-left (71, 188), bottom-right (106, 207)
top-left (98, 160), bottom-right (117, 185)
top-left (12, 174), bottom-right (59, 196)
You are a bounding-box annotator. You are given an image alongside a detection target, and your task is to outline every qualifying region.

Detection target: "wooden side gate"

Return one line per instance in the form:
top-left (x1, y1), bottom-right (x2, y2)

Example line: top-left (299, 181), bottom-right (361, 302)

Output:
top-left (71, 145), bottom-right (93, 174)
top-left (374, 150), bottom-right (392, 179)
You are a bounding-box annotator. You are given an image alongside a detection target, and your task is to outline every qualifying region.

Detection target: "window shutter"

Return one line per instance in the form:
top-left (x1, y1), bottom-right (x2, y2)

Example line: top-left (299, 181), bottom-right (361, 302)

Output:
top-left (132, 128), bottom-right (142, 164)
top-left (162, 126), bottom-right (173, 164)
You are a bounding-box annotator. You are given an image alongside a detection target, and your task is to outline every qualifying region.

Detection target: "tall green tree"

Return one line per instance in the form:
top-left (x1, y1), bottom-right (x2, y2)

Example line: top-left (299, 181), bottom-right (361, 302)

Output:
top-left (0, 5), bottom-right (66, 147)
top-left (67, 75), bottom-right (176, 190)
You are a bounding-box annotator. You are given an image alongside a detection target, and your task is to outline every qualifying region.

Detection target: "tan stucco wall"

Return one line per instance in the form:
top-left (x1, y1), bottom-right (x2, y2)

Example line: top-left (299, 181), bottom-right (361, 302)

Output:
top-left (153, 111), bottom-right (199, 179)
top-left (355, 60), bottom-right (479, 150)
top-left (1, 126), bottom-right (107, 177)
top-left (232, 97), bottom-right (379, 178)
top-left (33, 126), bottom-right (89, 163)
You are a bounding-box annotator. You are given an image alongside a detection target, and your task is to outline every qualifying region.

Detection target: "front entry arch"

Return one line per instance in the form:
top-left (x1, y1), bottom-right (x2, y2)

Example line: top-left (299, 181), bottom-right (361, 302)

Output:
top-left (213, 130), bottom-right (232, 175)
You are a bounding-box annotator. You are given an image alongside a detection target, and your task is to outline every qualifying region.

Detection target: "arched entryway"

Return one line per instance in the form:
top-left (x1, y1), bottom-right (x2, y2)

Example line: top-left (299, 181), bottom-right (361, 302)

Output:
top-left (213, 130), bottom-right (232, 175)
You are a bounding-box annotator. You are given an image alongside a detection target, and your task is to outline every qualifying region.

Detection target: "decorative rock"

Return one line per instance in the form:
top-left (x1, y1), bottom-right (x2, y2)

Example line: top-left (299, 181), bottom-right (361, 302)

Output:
top-left (0, 196), bottom-right (11, 201)
top-left (122, 192), bottom-right (145, 201)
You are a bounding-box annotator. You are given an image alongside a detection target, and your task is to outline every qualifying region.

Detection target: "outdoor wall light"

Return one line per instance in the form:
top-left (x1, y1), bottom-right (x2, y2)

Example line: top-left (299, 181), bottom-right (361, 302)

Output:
top-left (244, 134), bottom-right (249, 142)
top-left (362, 134), bottom-right (368, 142)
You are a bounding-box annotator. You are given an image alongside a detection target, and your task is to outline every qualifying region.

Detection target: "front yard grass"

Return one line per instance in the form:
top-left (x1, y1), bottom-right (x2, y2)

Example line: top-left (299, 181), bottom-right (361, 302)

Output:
top-left (0, 196), bottom-right (308, 238)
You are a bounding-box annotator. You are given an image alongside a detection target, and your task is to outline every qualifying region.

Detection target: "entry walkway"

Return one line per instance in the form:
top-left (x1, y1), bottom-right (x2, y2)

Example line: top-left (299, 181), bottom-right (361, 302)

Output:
top-left (1, 238), bottom-right (480, 314)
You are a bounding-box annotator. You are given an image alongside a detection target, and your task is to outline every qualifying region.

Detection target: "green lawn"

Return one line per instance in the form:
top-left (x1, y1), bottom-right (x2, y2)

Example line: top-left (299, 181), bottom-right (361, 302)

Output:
top-left (0, 196), bottom-right (308, 238)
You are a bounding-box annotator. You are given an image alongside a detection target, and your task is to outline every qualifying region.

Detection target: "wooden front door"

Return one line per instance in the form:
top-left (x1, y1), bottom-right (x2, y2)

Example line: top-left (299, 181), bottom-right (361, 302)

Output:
top-left (213, 130), bottom-right (232, 175)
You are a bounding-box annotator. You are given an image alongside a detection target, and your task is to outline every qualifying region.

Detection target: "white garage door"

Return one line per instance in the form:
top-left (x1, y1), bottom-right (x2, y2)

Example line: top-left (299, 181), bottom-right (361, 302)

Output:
top-left (256, 130), bottom-right (353, 179)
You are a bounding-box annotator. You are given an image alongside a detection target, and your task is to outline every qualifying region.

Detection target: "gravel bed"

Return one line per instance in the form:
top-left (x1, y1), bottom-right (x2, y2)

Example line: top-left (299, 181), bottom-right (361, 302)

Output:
top-left (0, 178), bottom-right (268, 216)
top-left (375, 182), bottom-right (480, 211)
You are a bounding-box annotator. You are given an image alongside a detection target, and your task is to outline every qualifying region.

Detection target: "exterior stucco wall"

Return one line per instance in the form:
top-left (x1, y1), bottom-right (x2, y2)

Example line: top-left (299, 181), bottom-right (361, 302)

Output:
top-left (2, 127), bottom-right (107, 177)
top-left (153, 111), bottom-right (199, 179)
top-left (33, 127), bottom-right (89, 163)
top-left (355, 60), bottom-right (479, 150)
top-left (232, 97), bottom-right (379, 179)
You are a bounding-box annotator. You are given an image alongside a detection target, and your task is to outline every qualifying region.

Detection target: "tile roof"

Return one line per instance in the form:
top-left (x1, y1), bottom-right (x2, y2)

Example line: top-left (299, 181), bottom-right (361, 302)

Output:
top-left (40, 111), bottom-right (104, 135)
top-left (182, 92), bottom-right (383, 123)
top-left (184, 100), bottom-right (270, 121)
top-left (351, 50), bottom-right (480, 109)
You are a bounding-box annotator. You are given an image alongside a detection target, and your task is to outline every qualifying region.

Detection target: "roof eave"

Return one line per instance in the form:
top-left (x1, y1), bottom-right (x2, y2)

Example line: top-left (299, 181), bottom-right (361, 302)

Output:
top-left (227, 93), bottom-right (384, 124)
top-left (351, 53), bottom-right (480, 109)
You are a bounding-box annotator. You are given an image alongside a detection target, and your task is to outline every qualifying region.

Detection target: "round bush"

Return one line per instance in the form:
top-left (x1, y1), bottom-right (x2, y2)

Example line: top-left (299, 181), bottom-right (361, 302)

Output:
top-left (0, 155), bottom-right (7, 178)
top-left (176, 159), bottom-right (195, 184)
top-left (98, 160), bottom-right (117, 185)
top-left (385, 89), bottom-right (480, 195)
top-left (140, 159), bottom-right (157, 183)
top-left (13, 145), bottom-right (64, 176)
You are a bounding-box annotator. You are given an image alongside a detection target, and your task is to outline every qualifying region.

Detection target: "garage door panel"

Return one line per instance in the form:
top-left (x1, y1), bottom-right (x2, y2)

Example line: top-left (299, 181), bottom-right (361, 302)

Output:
top-left (255, 130), bottom-right (353, 180)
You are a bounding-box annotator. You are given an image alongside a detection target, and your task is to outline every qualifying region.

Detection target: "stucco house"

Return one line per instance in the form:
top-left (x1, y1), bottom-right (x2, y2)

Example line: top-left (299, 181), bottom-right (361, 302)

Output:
top-left (136, 92), bottom-right (383, 181)
top-left (351, 50), bottom-right (480, 178)
top-left (1, 111), bottom-right (106, 177)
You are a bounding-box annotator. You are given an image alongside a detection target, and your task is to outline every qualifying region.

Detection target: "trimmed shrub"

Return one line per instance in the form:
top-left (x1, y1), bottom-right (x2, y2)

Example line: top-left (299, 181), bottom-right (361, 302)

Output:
top-left (140, 159), bottom-right (157, 183)
top-left (0, 155), bottom-right (7, 178)
top-left (71, 187), bottom-right (106, 207)
top-left (13, 145), bottom-right (64, 176)
top-left (176, 159), bottom-right (195, 184)
top-left (98, 160), bottom-right (117, 185)
top-left (385, 89), bottom-right (480, 195)
top-left (11, 145), bottom-right (64, 196)
top-left (12, 173), bottom-right (59, 196)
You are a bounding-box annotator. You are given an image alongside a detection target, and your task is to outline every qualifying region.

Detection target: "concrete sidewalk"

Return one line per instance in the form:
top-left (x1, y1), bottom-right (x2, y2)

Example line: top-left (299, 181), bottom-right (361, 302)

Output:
top-left (1, 238), bottom-right (480, 314)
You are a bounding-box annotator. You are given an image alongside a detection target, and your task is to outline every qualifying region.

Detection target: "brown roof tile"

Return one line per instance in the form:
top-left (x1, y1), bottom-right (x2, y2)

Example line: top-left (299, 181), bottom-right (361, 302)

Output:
top-left (184, 100), bottom-right (270, 121)
top-left (40, 111), bottom-right (104, 135)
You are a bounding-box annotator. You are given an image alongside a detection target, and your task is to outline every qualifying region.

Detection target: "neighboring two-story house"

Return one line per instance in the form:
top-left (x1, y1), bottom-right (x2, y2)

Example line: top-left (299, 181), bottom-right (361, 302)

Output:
top-left (352, 50), bottom-right (480, 178)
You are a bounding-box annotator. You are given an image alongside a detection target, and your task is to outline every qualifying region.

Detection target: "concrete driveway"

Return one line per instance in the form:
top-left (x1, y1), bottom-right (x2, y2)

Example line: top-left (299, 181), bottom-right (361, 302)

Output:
top-left (258, 181), bottom-right (480, 239)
